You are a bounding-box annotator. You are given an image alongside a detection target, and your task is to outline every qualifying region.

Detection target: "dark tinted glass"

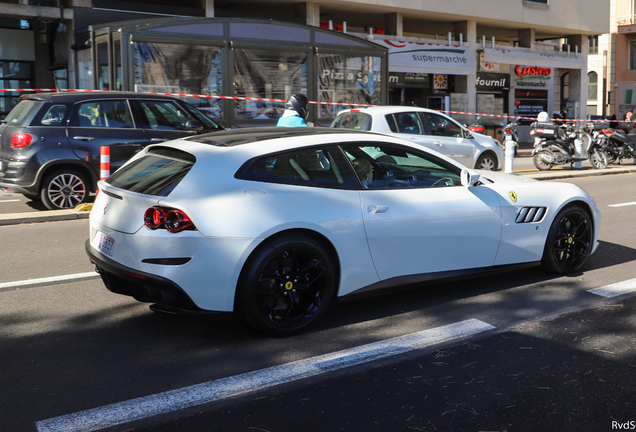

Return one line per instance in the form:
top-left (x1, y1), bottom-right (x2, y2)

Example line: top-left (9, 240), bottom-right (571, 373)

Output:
top-left (3, 100), bottom-right (40, 126)
top-left (331, 112), bottom-right (372, 130)
top-left (73, 100), bottom-right (133, 128)
top-left (106, 147), bottom-right (195, 196)
top-left (239, 146), bottom-right (358, 189)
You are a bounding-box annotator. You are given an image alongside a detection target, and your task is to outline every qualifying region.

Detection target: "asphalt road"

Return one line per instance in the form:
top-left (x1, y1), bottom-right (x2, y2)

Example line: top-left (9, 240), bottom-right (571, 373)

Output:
top-left (1, 173), bottom-right (636, 432)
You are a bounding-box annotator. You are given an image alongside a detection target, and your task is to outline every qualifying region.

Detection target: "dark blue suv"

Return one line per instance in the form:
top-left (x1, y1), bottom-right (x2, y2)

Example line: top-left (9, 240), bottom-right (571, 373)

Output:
top-left (0, 92), bottom-right (223, 209)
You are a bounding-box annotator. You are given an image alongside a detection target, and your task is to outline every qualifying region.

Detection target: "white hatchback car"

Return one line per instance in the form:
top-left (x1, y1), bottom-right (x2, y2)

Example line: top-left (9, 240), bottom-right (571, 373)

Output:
top-left (86, 127), bottom-right (600, 336)
top-left (331, 106), bottom-right (504, 171)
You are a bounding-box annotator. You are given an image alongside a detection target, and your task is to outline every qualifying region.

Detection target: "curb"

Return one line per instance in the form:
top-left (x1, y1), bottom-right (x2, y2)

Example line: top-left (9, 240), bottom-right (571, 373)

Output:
top-left (0, 209), bottom-right (91, 226)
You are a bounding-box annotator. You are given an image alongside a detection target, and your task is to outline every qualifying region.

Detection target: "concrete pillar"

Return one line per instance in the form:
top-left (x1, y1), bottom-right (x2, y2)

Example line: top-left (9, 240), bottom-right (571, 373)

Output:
top-left (567, 34), bottom-right (588, 119)
top-left (296, 2), bottom-right (320, 27)
top-left (384, 13), bottom-right (403, 37)
top-left (518, 28), bottom-right (535, 49)
top-left (205, 0), bottom-right (214, 17)
top-left (454, 21), bottom-right (477, 114)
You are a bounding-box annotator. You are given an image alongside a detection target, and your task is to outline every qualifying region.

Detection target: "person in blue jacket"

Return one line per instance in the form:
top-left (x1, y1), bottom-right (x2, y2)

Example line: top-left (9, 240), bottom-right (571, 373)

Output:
top-left (277, 93), bottom-right (309, 127)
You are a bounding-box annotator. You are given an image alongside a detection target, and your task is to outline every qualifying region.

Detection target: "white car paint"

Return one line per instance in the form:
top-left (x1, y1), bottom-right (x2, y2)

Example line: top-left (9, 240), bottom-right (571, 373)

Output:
top-left (331, 105), bottom-right (505, 170)
top-left (86, 128), bottom-right (600, 329)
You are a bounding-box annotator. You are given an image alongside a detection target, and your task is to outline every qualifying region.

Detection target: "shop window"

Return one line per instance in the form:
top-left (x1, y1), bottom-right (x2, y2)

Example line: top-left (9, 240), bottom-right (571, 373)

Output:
top-left (233, 49), bottom-right (308, 120)
top-left (0, 61), bottom-right (34, 119)
top-left (133, 42), bottom-right (223, 118)
top-left (588, 36), bottom-right (598, 55)
top-left (588, 72), bottom-right (598, 101)
top-left (630, 41), bottom-right (636, 70)
top-left (317, 53), bottom-right (382, 119)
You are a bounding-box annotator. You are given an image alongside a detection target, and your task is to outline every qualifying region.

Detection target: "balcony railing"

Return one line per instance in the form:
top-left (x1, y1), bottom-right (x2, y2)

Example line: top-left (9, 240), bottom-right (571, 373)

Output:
top-left (617, 15), bottom-right (636, 26)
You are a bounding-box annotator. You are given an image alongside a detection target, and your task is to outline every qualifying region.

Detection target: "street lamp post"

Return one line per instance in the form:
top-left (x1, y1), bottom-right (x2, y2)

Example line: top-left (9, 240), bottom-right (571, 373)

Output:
top-left (603, 49), bottom-right (607, 119)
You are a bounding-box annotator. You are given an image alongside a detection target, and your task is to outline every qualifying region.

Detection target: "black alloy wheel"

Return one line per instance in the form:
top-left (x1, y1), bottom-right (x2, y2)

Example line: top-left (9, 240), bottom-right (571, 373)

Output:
top-left (40, 169), bottom-right (90, 210)
top-left (238, 234), bottom-right (336, 336)
top-left (542, 205), bottom-right (593, 274)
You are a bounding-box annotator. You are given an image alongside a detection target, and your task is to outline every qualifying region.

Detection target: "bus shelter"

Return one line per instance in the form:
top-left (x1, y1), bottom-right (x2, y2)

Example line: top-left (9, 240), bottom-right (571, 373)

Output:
top-left (88, 17), bottom-right (387, 127)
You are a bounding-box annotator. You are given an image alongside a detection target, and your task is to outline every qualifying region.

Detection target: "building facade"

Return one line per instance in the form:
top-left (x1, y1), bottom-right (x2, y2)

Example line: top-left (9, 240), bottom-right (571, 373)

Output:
top-left (0, 0), bottom-right (609, 128)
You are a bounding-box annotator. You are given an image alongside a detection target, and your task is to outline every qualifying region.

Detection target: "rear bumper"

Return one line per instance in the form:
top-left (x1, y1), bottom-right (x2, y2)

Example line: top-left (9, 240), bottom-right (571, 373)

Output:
top-left (85, 240), bottom-right (230, 318)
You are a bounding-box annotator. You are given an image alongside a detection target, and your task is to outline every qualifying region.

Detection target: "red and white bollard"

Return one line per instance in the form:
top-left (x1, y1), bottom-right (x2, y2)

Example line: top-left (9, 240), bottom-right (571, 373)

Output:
top-left (100, 146), bottom-right (110, 180)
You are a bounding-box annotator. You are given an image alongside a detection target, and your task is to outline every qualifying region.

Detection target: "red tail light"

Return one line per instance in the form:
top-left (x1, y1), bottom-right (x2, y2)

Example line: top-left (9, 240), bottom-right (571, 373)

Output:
top-left (469, 126), bottom-right (486, 133)
top-left (144, 207), bottom-right (166, 230)
top-left (601, 129), bottom-right (614, 135)
top-left (165, 210), bottom-right (193, 233)
top-left (11, 133), bottom-right (34, 148)
top-left (144, 206), bottom-right (195, 233)
top-left (504, 128), bottom-right (513, 134)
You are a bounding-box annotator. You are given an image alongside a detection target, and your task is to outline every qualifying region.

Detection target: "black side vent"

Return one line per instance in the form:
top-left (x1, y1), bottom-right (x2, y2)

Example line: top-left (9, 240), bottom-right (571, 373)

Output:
top-left (516, 207), bottom-right (547, 223)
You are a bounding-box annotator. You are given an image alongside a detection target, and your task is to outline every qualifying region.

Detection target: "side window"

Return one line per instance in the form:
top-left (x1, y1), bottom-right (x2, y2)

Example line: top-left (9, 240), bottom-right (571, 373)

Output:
top-left (238, 146), bottom-right (358, 189)
top-left (340, 142), bottom-right (461, 189)
top-left (393, 112), bottom-right (423, 134)
top-left (37, 104), bottom-right (69, 126)
top-left (421, 112), bottom-right (462, 138)
top-left (73, 100), bottom-right (133, 128)
top-left (136, 100), bottom-right (190, 130)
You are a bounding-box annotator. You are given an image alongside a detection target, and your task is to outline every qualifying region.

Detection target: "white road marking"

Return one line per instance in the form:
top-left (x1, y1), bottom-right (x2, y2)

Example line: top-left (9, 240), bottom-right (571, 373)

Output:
top-left (0, 199), bottom-right (20, 203)
top-left (608, 201), bottom-right (636, 207)
top-left (587, 278), bottom-right (636, 298)
top-left (36, 319), bottom-right (495, 432)
top-left (0, 272), bottom-right (98, 291)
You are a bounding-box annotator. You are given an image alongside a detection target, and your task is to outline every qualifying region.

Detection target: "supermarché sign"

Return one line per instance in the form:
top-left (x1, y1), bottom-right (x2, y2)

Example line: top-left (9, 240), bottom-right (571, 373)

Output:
top-left (375, 40), bottom-right (475, 75)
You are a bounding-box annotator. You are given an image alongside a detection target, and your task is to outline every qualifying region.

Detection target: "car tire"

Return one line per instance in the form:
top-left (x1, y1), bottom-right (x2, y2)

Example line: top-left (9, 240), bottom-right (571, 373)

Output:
top-left (475, 152), bottom-right (497, 171)
top-left (542, 204), bottom-right (593, 274)
top-left (533, 150), bottom-right (553, 171)
top-left (237, 234), bottom-right (336, 336)
top-left (40, 169), bottom-right (90, 210)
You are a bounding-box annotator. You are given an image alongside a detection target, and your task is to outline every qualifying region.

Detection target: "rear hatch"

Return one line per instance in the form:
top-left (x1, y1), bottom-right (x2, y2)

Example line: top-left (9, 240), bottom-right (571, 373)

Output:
top-left (0, 99), bottom-right (43, 173)
top-left (95, 146), bottom-right (196, 234)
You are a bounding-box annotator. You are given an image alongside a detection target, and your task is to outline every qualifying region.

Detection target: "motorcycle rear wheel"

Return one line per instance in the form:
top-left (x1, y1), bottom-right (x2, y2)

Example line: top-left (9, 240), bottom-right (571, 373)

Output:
top-left (533, 150), bottom-right (553, 171)
top-left (589, 149), bottom-right (608, 169)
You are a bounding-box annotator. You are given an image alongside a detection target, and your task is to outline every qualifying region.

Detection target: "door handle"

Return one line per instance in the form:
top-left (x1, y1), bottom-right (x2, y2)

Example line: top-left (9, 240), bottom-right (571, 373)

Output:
top-left (73, 136), bottom-right (95, 141)
top-left (151, 138), bottom-right (169, 142)
top-left (433, 141), bottom-right (443, 146)
top-left (368, 205), bottom-right (388, 214)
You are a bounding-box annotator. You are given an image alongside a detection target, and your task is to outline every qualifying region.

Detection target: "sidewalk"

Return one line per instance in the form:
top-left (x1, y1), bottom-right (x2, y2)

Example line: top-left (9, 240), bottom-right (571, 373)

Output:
top-left (2, 157), bottom-right (635, 226)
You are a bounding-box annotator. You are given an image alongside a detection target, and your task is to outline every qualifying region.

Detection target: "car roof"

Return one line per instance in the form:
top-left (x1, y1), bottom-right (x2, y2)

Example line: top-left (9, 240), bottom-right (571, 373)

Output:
top-left (337, 105), bottom-right (438, 115)
top-left (20, 91), bottom-right (185, 103)
top-left (188, 126), bottom-right (377, 147)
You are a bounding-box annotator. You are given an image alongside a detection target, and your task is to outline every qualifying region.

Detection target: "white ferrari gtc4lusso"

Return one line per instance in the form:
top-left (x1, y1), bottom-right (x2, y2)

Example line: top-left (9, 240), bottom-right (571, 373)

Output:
top-left (86, 127), bottom-right (601, 335)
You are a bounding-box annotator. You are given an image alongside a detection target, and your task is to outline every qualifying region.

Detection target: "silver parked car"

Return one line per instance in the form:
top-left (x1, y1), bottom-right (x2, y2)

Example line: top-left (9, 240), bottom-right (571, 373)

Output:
top-left (331, 106), bottom-right (504, 171)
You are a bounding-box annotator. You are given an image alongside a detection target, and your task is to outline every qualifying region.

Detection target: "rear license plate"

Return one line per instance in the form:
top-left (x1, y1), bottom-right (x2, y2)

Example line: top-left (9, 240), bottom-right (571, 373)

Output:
top-left (92, 231), bottom-right (115, 256)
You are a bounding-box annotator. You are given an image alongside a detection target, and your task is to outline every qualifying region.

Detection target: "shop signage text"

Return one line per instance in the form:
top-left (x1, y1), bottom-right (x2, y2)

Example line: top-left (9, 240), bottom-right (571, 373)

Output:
top-left (476, 73), bottom-right (510, 91)
top-left (515, 65), bottom-right (552, 77)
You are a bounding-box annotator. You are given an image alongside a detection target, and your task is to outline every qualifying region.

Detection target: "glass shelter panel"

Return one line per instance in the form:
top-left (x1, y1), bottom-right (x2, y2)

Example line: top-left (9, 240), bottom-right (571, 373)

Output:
top-left (233, 49), bottom-right (308, 120)
top-left (133, 42), bottom-right (223, 118)
top-left (96, 41), bottom-right (109, 90)
top-left (318, 54), bottom-right (381, 119)
top-left (0, 61), bottom-right (33, 119)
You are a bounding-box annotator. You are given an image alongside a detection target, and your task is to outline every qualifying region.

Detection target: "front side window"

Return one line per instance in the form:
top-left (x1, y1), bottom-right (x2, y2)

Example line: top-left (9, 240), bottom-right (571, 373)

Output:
top-left (135, 100), bottom-right (190, 130)
top-left (239, 146), bottom-right (357, 189)
top-left (420, 112), bottom-right (462, 138)
top-left (233, 48), bottom-right (308, 120)
top-left (72, 100), bottom-right (133, 128)
top-left (340, 143), bottom-right (461, 190)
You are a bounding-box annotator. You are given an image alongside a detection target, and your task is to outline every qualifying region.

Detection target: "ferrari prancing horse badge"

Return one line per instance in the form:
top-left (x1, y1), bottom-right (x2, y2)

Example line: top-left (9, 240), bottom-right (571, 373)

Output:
top-left (509, 192), bottom-right (517, 203)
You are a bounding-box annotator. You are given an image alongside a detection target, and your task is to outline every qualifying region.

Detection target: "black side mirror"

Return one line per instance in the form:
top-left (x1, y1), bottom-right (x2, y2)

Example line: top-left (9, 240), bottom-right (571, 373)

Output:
top-left (186, 120), bottom-right (203, 132)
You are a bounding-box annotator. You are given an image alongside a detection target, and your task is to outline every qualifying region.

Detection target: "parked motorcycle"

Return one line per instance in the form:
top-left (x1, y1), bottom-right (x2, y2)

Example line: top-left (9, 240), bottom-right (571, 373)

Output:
top-left (531, 121), bottom-right (608, 170)
top-left (502, 121), bottom-right (518, 157)
top-left (595, 128), bottom-right (636, 164)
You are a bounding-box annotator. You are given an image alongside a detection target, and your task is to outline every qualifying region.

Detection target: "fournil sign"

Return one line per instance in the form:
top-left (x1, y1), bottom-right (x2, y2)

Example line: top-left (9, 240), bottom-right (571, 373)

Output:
top-left (476, 73), bottom-right (510, 91)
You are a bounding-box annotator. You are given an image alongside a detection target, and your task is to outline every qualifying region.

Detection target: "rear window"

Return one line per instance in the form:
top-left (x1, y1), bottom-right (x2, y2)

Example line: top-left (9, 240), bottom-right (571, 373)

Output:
top-left (331, 112), bottom-right (372, 130)
top-left (3, 100), bottom-right (41, 126)
top-left (106, 147), bottom-right (195, 197)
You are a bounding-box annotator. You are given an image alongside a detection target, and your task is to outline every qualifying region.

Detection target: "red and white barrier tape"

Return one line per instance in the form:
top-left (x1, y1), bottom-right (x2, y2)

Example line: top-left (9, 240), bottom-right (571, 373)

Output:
top-left (0, 89), bottom-right (628, 123)
top-left (0, 89), bottom-right (376, 108)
